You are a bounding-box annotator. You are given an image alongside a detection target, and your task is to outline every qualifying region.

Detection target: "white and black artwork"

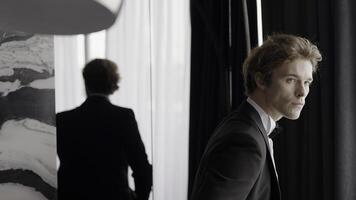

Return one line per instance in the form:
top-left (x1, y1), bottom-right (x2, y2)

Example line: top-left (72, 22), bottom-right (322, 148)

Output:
top-left (0, 31), bottom-right (56, 200)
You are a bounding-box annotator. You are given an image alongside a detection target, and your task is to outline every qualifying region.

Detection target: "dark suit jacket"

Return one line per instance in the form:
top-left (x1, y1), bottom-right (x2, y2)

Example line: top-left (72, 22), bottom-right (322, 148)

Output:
top-left (57, 96), bottom-right (152, 200)
top-left (190, 100), bottom-right (281, 200)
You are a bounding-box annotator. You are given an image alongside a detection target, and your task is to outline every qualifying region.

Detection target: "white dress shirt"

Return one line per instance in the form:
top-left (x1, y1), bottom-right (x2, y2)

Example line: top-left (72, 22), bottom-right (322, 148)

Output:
top-left (247, 97), bottom-right (278, 178)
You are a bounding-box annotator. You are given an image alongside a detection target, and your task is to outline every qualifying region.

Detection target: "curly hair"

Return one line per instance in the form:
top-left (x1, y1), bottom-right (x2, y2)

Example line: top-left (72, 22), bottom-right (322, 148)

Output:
top-left (242, 34), bottom-right (322, 95)
top-left (83, 59), bottom-right (120, 95)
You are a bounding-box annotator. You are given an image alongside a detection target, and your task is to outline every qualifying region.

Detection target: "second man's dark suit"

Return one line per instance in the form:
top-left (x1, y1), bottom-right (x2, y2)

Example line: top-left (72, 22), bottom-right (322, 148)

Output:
top-left (57, 96), bottom-right (152, 200)
top-left (190, 100), bottom-right (281, 200)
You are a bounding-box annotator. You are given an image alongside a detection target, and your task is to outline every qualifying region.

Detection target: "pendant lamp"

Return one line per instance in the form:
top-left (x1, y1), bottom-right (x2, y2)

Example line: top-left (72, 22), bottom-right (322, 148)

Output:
top-left (0, 0), bottom-right (123, 35)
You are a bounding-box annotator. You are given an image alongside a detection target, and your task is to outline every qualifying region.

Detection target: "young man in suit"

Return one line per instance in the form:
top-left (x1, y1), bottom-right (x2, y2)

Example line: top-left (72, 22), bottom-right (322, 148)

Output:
top-left (57, 59), bottom-right (152, 200)
top-left (190, 34), bottom-right (322, 200)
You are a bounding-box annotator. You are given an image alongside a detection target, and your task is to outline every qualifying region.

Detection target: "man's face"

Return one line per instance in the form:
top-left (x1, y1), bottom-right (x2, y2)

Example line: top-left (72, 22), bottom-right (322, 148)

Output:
top-left (264, 58), bottom-right (313, 120)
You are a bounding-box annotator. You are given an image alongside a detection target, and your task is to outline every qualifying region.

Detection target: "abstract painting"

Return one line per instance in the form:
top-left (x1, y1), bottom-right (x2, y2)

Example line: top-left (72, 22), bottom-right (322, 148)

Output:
top-left (0, 31), bottom-right (56, 200)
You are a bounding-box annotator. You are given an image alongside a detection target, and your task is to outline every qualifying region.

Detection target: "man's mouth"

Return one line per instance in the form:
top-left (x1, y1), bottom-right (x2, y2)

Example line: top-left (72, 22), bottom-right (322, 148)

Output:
top-left (292, 103), bottom-right (304, 107)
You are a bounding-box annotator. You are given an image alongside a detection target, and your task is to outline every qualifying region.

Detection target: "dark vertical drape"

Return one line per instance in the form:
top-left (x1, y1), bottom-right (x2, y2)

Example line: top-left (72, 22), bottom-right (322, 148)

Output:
top-left (188, 0), bottom-right (257, 198)
top-left (334, 0), bottom-right (356, 199)
top-left (189, 0), bottom-right (230, 196)
top-left (230, 0), bottom-right (257, 110)
top-left (263, 0), bottom-right (356, 199)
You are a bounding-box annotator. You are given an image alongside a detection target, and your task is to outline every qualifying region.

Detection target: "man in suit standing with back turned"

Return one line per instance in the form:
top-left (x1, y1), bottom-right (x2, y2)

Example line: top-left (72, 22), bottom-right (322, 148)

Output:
top-left (190, 34), bottom-right (322, 200)
top-left (57, 59), bottom-right (152, 200)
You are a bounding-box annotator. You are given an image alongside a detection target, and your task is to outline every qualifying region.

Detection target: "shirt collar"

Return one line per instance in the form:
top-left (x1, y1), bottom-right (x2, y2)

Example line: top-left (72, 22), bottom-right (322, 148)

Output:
top-left (247, 97), bottom-right (276, 136)
top-left (87, 93), bottom-right (110, 102)
top-left (88, 93), bottom-right (109, 98)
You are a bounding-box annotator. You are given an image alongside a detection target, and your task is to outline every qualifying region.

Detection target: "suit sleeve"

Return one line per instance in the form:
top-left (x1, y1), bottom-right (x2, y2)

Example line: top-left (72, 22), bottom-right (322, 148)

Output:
top-left (191, 127), bottom-right (265, 200)
top-left (124, 109), bottom-right (152, 200)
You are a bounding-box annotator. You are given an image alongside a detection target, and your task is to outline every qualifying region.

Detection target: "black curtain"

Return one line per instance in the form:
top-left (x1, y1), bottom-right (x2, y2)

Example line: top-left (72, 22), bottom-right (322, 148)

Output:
top-left (333, 0), bottom-right (356, 199)
top-left (188, 0), bottom-right (257, 198)
top-left (262, 0), bottom-right (356, 199)
top-left (189, 2), bottom-right (230, 197)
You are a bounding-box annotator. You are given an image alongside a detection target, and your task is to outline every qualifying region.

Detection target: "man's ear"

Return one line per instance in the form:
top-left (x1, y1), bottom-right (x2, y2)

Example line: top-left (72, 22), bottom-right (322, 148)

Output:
top-left (254, 72), bottom-right (267, 90)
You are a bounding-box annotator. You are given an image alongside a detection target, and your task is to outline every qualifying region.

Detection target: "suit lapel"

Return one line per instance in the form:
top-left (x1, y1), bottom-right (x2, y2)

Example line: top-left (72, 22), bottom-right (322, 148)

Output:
top-left (238, 101), bottom-right (270, 150)
top-left (238, 100), bottom-right (281, 198)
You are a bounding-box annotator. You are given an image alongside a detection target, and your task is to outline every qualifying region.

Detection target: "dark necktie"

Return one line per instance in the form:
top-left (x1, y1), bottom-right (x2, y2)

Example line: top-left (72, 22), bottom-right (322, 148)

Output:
top-left (269, 123), bottom-right (283, 139)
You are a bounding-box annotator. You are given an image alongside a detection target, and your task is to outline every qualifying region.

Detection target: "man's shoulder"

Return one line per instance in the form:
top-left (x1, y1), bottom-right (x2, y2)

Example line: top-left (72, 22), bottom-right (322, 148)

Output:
top-left (202, 111), bottom-right (267, 164)
top-left (108, 104), bottom-right (134, 116)
top-left (56, 108), bottom-right (82, 129)
top-left (226, 100), bottom-right (263, 132)
top-left (56, 107), bottom-right (80, 118)
top-left (218, 111), bottom-right (260, 136)
top-left (207, 108), bottom-right (264, 148)
top-left (221, 104), bottom-right (257, 127)
top-left (110, 104), bottom-right (132, 112)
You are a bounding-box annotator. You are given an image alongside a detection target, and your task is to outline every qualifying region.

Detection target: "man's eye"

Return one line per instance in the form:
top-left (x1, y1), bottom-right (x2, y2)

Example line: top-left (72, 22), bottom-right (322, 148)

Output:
top-left (305, 81), bottom-right (312, 86)
top-left (286, 78), bottom-right (295, 83)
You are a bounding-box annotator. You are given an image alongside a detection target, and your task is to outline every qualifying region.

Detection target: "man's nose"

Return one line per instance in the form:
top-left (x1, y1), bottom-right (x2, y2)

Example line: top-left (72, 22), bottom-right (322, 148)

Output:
top-left (296, 82), bottom-right (307, 97)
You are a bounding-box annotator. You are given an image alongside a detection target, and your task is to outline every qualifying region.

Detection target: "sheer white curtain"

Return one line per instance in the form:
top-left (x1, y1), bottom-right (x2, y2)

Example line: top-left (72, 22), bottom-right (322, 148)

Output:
top-left (149, 1), bottom-right (190, 199)
top-left (54, 35), bottom-right (86, 112)
top-left (54, 0), bottom-right (190, 199)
